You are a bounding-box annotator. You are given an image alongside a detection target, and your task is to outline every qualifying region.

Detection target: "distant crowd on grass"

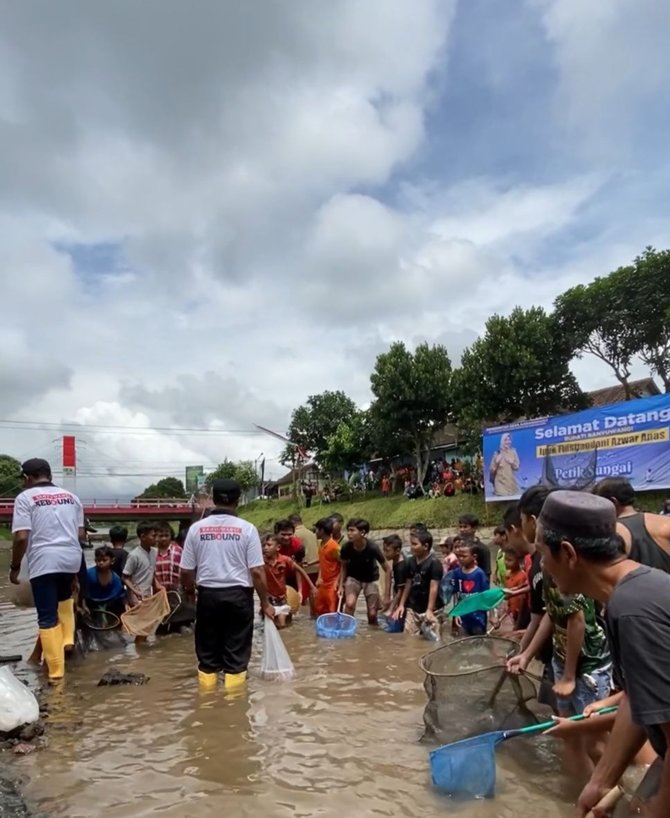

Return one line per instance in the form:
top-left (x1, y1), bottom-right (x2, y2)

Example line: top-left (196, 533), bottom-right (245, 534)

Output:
top-left (306, 455), bottom-right (486, 506)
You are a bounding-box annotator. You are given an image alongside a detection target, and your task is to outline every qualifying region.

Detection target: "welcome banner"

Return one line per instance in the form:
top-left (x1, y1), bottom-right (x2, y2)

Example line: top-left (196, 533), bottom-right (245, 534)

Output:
top-left (483, 393), bottom-right (670, 502)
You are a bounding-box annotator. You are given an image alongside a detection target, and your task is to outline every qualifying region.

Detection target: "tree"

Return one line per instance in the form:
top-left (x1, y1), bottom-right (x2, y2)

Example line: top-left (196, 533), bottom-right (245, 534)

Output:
top-left (319, 411), bottom-right (373, 475)
top-left (137, 477), bottom-right (187, 499)
top-left (453, 307), bottom-right (587, 451)
top-left (369, 342), bottom-right (453, 484)
top-left (205, 460), bottom-right (258, 493)
top-left (554, 268), bottom-right (641, 400)
top-left (627, 248), bottom-right (670, 392)
top-left (283, 390), bottom-right (359, 466)
top-left (0, 455), bottom-right (23, 497)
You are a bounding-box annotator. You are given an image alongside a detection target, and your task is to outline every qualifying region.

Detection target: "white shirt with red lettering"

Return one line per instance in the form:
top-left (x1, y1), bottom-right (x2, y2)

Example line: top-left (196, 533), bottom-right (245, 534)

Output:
top-left (11, 484), bottom-right (84, 579)
top-left (181, 512), bottom-right (263, 588)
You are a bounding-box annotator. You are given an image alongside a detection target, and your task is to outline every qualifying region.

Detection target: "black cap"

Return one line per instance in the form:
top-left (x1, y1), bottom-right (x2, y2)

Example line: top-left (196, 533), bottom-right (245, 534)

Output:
top-left (211, 478), bottom-right (242, 503)
top-left (21, 458), bottom-right (52, 478)
top-left (539, 490), bottom-right (616, 540)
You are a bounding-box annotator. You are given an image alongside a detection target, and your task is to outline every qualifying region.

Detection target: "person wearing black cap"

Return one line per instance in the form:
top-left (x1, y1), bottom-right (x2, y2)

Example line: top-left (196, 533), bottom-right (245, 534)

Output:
top-left (9, 458), bottom-right (85, 681)
top-left (531, 490), bottom-right (668, 818)
top-left (180, 478), bottom-right (274, 691)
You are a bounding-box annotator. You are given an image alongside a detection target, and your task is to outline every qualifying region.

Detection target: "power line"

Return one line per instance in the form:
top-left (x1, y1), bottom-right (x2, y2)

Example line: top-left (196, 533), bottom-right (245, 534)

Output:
top-left (0, 418), bottom-right (268, 436)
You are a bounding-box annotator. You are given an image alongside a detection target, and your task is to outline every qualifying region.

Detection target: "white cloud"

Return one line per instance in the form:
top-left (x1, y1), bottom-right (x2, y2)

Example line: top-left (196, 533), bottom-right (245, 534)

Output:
top-left (0, 1), bottom-right (666, 498)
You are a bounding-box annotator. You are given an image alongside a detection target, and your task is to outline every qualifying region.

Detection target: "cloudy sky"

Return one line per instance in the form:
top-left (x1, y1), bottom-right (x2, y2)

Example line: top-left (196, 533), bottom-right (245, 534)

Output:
top-left (1, 0), bottom-right (668, 498)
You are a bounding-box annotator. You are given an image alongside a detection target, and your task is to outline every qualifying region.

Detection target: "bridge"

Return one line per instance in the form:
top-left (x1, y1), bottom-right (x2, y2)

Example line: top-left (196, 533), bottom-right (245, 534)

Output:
top-left (0, 498), bottom-right (197, 524)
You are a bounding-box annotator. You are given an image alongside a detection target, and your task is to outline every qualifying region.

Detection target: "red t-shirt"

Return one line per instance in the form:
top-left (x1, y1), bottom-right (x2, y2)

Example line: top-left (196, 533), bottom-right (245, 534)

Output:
top-left (265, 554), bottom-right (295, 600)
top-left (279, 536), bottom-right (304, 561)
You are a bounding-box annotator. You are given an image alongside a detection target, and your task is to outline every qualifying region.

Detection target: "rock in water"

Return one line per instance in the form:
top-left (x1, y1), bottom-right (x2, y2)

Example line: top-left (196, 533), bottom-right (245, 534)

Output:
top-left (97, 671), bottom-right (149, 687)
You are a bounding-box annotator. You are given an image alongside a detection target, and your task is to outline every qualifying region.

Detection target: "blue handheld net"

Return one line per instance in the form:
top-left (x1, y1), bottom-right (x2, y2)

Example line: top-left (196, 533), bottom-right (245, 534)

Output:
top-left (381, 615), bottom-right (404, 633)
top-left (430, 732), bottom-right (499, 798)
top-left (315, 612), bottom-right (357, 639)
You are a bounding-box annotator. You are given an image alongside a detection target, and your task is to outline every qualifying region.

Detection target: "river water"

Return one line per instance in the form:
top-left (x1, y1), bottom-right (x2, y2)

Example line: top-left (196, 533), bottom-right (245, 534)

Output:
top-left (0, 551), bottom-right (574, 818)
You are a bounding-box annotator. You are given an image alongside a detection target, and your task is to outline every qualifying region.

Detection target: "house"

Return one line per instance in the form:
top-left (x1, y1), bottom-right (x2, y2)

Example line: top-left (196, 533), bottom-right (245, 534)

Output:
top-left (265, 462), bottom-right (320, 499)
top-left (586, 378), bottom-right (661, 408)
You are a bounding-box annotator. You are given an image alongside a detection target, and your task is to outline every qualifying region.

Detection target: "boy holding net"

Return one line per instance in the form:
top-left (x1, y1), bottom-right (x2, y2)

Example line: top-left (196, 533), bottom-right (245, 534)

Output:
top-left (263, 534), bottom-right (316, 628)
top-left (122, 521), bottom-right (162, 605)
top-left (449, 542), bottom-right (490, 636)
top-left (86, 545), bottom-right (127, 620)
top-left (383, 534), bottom-right (407, 616)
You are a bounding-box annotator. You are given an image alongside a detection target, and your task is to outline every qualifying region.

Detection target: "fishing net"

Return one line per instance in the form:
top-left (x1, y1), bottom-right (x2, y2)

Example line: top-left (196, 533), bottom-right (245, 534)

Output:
top-left (286, 586), bottom-right (301, 614)
top-left (260, 617), bottom-right (295, 681)
top-left (159, 591), bottom-right (196, 631)
top-left (420, 636), bottom-right (540, 745)
top-left (121, 589), bottom-right (170, 637)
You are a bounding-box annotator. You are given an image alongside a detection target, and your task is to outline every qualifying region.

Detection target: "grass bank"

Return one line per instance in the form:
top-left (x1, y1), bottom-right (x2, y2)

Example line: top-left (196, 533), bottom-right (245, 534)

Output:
top-left (242, 493), bottom-right (497, 532)
top-left (239, 489), bottom-right (669, 533)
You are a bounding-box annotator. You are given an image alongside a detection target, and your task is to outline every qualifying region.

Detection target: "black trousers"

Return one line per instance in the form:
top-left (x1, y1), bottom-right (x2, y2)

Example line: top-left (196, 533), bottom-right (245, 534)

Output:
top-left (195, 586), bottom-right (254, 674)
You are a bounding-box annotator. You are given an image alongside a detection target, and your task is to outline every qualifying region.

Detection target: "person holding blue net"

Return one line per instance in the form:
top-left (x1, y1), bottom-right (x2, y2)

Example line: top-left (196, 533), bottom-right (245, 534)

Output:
top-left (382, 534), bottom-right (407, 617)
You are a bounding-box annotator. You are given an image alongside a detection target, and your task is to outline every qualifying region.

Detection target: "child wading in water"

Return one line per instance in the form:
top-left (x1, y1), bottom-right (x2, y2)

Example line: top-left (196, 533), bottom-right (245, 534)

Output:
top-left (109, 525), bottom-right (129, 578)
top-left (450, 542), bottom-right (490, 636)
top-left (382, 534), bottom-right (407, 615)
top-left (86, 545), bottom-right (127, 619)
top-left (263, 534), bottom-right (316, 628)
top-left (339, 518), bottom-right (391, 625)
top-left (393, 528), bottom-right (443, 638)
top-left (155, 522), bottom-right (183, 592)
top-left (314, 518), bottom-right (341, 616)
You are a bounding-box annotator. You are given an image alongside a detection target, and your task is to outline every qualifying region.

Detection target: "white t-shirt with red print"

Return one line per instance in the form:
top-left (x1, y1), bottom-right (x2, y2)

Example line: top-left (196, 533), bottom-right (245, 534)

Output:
top-left (12, 484), bottom-right (84, 579)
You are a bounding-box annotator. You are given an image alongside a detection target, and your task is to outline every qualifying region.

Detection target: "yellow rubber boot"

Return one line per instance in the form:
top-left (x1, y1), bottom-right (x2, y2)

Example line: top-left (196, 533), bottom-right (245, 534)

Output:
top-left (39, 626), bottom-right (65, 680)
top-left (224, 671), bottom-right (247, 692)
top-left (58, 599), bottom-right (76, 650)
top-left (198, 670), bottom-right (219, 690)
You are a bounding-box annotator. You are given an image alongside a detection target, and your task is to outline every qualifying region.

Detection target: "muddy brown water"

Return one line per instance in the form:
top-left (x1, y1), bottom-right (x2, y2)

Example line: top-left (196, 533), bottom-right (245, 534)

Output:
top-left (0, 552), bottom-right (574, 818)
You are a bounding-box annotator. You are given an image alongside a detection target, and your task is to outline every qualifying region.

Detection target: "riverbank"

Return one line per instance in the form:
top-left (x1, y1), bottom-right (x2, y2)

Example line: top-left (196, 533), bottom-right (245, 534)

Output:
top-left (239, 488), bottom-right (668, 533)
top-left (241, 492), bottom-right (497, 532)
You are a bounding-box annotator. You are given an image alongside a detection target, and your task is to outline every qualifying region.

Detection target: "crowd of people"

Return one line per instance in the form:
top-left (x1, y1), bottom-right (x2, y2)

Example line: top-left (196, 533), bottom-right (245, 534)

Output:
top-left (8, 455), bottom-right (670, 815)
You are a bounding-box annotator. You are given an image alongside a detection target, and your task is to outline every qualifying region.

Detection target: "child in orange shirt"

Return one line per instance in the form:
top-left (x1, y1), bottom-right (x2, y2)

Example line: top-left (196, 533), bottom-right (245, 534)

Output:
top-left (503, 548), bottom-right (529, 627)
top-left (263, 534), bottom-right (316, 628)
top-left (314, 517), bottom-right (341, 616)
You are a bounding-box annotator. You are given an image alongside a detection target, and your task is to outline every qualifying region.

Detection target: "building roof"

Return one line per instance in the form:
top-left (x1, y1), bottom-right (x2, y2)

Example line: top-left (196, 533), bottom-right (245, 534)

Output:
top-left (267, 462), bottom-right (317, 488)
top-left (586, 378), bottom-right (660, 408)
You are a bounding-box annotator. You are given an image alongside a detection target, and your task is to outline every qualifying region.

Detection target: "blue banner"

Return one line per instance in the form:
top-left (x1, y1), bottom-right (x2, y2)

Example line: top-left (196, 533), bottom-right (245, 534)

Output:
top-left (483, 393), bottom-right (670, 501)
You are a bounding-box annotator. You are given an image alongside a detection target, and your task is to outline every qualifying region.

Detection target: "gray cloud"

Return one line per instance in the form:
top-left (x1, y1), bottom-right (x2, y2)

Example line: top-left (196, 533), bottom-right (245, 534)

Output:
top-left (0, 1), bottom-right (667, 496)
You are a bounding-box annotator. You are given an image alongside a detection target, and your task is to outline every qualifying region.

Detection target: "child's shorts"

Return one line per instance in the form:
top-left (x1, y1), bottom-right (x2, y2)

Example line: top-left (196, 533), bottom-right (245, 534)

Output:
top-left (344, 578), bottom-right (380, 608)
top-left (404, 609), bottom-right (439, 639)
top-left (551, 657), bottom-right (612, 716)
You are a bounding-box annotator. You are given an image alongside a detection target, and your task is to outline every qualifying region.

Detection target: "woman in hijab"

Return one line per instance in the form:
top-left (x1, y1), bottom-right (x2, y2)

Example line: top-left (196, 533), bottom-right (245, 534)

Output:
top-left (490, 433), bottom-right (520, 496)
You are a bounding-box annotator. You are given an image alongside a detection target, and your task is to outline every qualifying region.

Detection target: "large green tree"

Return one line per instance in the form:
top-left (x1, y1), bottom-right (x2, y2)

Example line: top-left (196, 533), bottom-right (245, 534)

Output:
top-left (319, 411), bottom-right (373, 475)
top-left (555, 268), bottom-right (640, 399)
top-left (137, 477), bottom-right (187, 499)
top-left (0, 455), bottom-right (23, 497)
top-left (283, 390), bottom-right (359, 466)
top-left (205, 460), bottom-right (258, 493)
top-left (453, 307), bottom-right (587, 450)
top-left (369, 342), bottom-right (453, 484)
top-left (626, 248), bottom-right (670, 392)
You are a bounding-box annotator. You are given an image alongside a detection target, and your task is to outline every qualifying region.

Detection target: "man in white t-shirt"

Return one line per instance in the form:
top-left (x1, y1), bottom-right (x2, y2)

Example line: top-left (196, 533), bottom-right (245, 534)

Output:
top-left (9, 458), bottom-right (85, 681)
top-left (181, 478), bottom-right (274, 692)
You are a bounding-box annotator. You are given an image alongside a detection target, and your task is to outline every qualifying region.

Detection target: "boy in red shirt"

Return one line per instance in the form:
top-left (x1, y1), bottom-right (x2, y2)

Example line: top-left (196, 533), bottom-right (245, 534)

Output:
top-left (263, 534), bottom-right (315, 628)
top-left (503, 547), bottom-right (530, 628)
